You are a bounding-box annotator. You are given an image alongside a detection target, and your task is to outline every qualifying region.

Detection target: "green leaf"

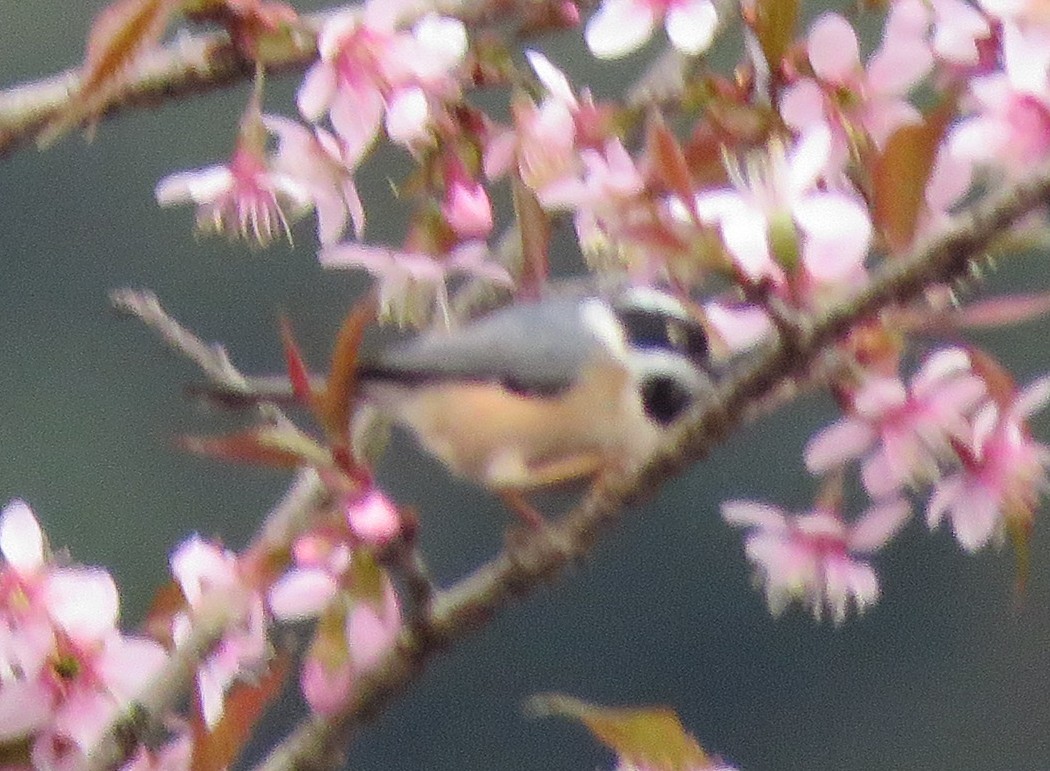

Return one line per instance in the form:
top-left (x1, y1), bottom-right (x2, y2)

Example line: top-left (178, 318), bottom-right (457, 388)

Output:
top-left (527, 694), bottom-right (711, 770)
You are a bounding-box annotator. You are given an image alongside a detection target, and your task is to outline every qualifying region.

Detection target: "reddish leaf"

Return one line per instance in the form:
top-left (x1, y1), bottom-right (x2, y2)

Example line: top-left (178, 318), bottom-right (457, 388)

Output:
top-left (179, 426), bottom-right (331, 469)
top-left (318, 294), bottom-right (378, 450)
top-left (873, 99), bottom-right (953, 254)
top-left (1008, 510), bottom-right (1033, 599)
top-left (511, 173), bottom-right (550, 299)
top-left (747, 0), bottom-right (800, 71)
top-left (966, 346), bottom-right (1017, 409)
top-left (646, 112), bottom-right (695, 204)
top-left (278, 315), bottom-right (317, 406)
top-left (39, 0), bottom-right (179, 147)
top-left (191, 651), bottom-right (291, 771)
top-left (143, 580), bottom-right (188, 646)
top-left (528, 694), bottom-right (710, 770)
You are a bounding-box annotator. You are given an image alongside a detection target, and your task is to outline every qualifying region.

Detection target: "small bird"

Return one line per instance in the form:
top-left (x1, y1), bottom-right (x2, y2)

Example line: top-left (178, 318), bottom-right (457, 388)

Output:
top-left (204, 284), bottom-right (717, 491)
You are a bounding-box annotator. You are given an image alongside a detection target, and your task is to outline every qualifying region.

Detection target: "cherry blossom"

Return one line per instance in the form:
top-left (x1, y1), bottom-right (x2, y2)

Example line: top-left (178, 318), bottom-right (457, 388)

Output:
top-left (947, 22), bottom-right (1050, 178)
top-left (298, 4), bottom-right (467, 158)
top-left (585, 0), bottom-right (717, 59)
top-left (320, 240), bottom-right (514, 326)
top-left (485, 52), bottom-right (582, 197)
top-left (722, 498), bottom-right (910, 623)
top-left (263, 114), bottom-right (366, 245)
top-left (692, 125), bottom-right (871, 294)
top-left (170, 535), bottom-right (268, 729)
top-left (345, 489), bottom-right (401, 546)
top-left (0, 501), bottom-right (167, 761)
top-left (805, 348), bottom-right (988, 498)
top-left (156, 107), bottom-right (311, 247)
top-left (269, 532), bottom-right (401, 714)
top-left (928, 377), bottom-right (1050, 551)
top-left (539, 137), bottom-right (649, 270)
top-left (780, 10), bottom-right (932, 159)
top-left (440, 156), bottom-right (493, 239)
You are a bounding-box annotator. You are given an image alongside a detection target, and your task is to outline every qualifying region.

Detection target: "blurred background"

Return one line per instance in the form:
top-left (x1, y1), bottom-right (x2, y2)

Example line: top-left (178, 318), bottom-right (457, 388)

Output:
top-left (3, 2), bottom-right (1050, 769)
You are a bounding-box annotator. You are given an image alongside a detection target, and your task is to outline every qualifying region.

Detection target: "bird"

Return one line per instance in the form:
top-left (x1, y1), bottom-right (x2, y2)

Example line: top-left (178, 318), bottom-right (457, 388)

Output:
top-left (199, 284), bottom-right (718, 492)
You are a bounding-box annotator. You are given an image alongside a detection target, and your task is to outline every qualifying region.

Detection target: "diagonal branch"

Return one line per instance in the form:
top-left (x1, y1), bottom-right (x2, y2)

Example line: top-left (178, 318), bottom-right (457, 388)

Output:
top-left (0, 0), bottom-right (599, 158)
top-left (250, 164), bottom-right (1050, 769)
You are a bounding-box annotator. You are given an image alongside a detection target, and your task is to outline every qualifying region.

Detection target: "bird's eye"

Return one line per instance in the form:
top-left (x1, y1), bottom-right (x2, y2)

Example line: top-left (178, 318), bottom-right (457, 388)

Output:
top-left (640, 374), bottom-right (694, 425)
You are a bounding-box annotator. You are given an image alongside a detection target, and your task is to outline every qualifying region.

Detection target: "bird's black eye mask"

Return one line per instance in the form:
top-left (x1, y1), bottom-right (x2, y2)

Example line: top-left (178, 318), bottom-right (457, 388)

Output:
top-left (639, 373), bottom-right (695, 425)
top-left (615, 307), bottom-right (710, 367)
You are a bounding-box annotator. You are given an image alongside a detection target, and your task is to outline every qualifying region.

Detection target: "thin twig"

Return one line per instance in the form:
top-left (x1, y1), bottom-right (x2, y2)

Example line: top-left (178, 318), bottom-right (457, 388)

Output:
top-left (88, 294), bottom-right (332, 771)
top-left (0, 0), bottom-right (600, 158)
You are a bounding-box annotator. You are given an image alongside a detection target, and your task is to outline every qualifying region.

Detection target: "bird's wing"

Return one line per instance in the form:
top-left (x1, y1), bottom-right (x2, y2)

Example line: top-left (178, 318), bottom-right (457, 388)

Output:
top-left (361, 296), bottom-right (605, 396)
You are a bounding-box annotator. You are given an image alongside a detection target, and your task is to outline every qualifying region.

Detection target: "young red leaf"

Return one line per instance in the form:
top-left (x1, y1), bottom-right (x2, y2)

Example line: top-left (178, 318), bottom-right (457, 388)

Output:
top-left (143, 579), bottom-right (189, 646)
top-left (318, 294), bottom-right (377, 451)
top-left (966, 346), bottom-right (1017, 410)
top-left (179, 426), bottom-right (331, 469)
top-left (511, 173), bottom-right (550, 300)
top-left (1007, 510), bottom-right (1033, 599)
top-left (527, 694), bottom-right (711, 770)
top-left (646, 112), bottom-right (695, 205)
top-left (278, 315), bottom-right (317, 407)
top-left (39, 0), bottom-right (180, 147)
top-left (873, 99), bottom-right (953, 254)
top-left (190, 651), bottom-right (291, 771)
top-left (746, 0), bottom-right (800, 71)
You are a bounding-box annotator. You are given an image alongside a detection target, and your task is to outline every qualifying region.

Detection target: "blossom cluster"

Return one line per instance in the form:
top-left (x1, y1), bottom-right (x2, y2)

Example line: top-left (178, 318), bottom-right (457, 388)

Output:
top-left (0, 489), bottom-right (403, 766)
top-left (41, 0), bottom-right (1050, 765)
top-left (0, 500), bottom-right (169, 768)
top-left (154, 0), bottom-right (1050, 624)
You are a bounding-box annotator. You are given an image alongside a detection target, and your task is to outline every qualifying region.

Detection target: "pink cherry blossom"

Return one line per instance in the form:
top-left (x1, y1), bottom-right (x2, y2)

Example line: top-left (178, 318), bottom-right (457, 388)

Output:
top-left (702, 301), bottom-right (773, 353)
top-left (805, 348), bottom-right (987, 498)
top-left (722, 498), bottom-right (910, 623)
top-left (692, 126), bottom-right (871, 293)
top-left (585, 0), bottom-right (717, 59)
top-left (298, 4), bottom-right (466, 157)
top-left (440, 156), bottom-right (493, 239)
top-left (171, 535), bottom-right (268, 729)
top-left (120, 729), bottom-right (193, 770)
top-left (320, 240), bottom-right (513, 326)
top-left (947, 22), bottom-right (1050, 178)
top-left (345, 577), bottom-right (401, 673)
top-left (781, 10), bottom-right (932, 158)
top-left (155, 127), bottom-right (312, 247)
top-left (928, 377), bottom-right (1050, 551)
top-left (485, 52), bottom-right (583, 198)
top-left (0, 501), bottom-right (167, 759)
top-left (345, 490), bottom-right (401, 546)
top-left (269, 530), bottom-right (401, 714)
top-left (263, 114), bottom-right (366, 245)
top-left (268, 531), bottom-right (351, 621)
top-left (539, 137), bottom-right (649, 267)
top-left (925, 0), bottom-right (992, 66)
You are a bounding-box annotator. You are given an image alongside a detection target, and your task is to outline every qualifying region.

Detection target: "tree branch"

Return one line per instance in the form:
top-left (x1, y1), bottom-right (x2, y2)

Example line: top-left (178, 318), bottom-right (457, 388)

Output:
top-left (0, 0), bottom-right (600, 158)
top-left (249, 161), bottom-right (1050, 769)
top-left (89, 291), bottom-right (332, 771)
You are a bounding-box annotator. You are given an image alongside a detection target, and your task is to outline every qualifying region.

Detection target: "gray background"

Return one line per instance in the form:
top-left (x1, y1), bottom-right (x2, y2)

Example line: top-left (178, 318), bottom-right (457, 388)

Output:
top-left (3, 2), bottom-right (1050, 769)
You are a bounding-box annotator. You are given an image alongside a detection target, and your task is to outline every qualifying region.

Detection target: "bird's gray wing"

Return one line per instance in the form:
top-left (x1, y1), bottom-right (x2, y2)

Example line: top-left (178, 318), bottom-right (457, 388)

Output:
top-left (360, 297), bottom-right (605, 396)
